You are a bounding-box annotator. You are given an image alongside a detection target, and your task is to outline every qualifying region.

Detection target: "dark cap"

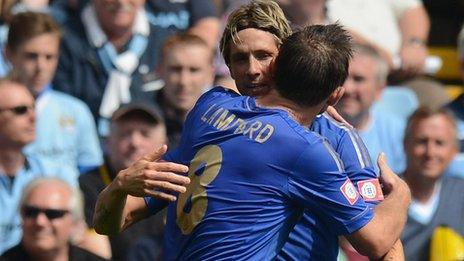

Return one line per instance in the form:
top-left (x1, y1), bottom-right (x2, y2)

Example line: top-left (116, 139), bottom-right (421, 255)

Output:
top-left (111, 102), bottom-right (164, 125)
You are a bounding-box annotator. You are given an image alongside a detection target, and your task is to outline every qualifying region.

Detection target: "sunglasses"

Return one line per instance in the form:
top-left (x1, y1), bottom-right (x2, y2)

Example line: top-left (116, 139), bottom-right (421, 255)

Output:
top-left (0, 105), bottom-right (34, 115)
top-left (22, 205), bottom-right (70, 220)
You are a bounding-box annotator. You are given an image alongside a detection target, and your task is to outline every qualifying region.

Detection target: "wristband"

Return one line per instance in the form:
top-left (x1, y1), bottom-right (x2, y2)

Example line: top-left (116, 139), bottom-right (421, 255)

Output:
top-left (406, 37), bottom-right (426, 47)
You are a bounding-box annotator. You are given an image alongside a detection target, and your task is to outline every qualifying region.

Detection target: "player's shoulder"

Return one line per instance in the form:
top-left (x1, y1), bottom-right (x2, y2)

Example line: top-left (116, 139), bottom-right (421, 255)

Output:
top-left (313, 113), bottom-right (366, 145)
top-left (193, 86), bottom-right (247, 114)
top-left (290, 127), bottom-right (336, 154)
top-left (198, 86), bottom-right (241, 103)
top-left (292, 133), bottom-right (345, 176)
top-left (314, 113), bottom-right (354, 134)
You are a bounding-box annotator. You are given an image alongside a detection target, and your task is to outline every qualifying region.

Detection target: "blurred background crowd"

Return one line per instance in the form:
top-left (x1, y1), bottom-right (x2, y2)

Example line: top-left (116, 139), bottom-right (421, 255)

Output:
top-left (0, 0), bottom-right (463, 260)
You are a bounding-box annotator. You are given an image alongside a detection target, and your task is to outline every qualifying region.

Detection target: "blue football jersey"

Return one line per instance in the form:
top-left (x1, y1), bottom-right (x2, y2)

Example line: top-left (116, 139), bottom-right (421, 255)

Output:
top-left (278, 113), bottom-right (380, 260)
top-left (145, 87), bottom-right (373, 260)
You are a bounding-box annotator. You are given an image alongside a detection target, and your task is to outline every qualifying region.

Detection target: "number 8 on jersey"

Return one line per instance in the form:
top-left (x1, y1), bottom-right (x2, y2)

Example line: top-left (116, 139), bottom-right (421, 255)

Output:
top-left (176, 145), bottom-right (222, 234)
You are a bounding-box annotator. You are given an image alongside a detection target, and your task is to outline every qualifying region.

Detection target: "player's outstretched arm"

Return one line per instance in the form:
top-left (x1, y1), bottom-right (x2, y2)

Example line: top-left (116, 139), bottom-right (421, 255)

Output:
top-left (93, 145), bottom-right (190, 235)
top-left (346, 153), bottom-right (411, 259)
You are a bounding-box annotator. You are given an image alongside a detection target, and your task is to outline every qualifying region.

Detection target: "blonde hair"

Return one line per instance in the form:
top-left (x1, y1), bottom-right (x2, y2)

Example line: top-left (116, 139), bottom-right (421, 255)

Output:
top-left (219, 0), bottom-right (292, 65)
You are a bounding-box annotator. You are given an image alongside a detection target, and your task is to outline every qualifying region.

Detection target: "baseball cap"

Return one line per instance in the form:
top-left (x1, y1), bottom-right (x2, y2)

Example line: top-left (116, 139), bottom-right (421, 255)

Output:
top-left (111, 102), bottom-right (164, 124)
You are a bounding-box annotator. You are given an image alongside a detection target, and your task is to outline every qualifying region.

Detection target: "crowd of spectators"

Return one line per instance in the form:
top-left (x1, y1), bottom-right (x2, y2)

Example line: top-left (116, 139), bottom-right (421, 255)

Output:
top-left (0, 0), bottom-right (463, 260)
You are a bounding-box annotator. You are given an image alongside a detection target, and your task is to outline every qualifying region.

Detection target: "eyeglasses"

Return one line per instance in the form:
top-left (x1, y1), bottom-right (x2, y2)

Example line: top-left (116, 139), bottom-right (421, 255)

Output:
top-left (0, 105), bottom-right (34, 116)
top-left (22, 205), bottom-right (70, 220)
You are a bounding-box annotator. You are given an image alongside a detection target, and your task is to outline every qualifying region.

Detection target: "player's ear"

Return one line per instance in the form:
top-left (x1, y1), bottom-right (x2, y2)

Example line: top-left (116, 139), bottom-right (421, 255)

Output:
top-left (327, 86), bottom-right (345, 106)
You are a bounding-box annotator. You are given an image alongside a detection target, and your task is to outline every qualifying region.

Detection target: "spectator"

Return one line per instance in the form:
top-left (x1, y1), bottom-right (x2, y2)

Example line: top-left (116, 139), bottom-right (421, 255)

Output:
top-left (335, 43), bottom-right (407, 173)
top-left (0, 177), bottom-right (107, 261)
top-left (326, 0), bottom-right (430, 80)
top-left (401, 107), bottom-right (464, 260)
top-left (52, 0), bottom-right (172, 137)
top-left (6, 12), bottom-right (103, 178)
top-left (155, 33), bottom-right (214, 149)
top-left (0, 1), bottom-right (68, 78)
top-left (0, 80), bottom-right (73, 253)
top-left (79, 103), bottom-right (167, 260)
top-left (49, 0), bottom-right (220, 47)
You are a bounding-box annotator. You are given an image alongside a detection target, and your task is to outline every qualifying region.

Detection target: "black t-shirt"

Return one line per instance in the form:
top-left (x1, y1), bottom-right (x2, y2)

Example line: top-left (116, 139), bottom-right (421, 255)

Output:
top-left (0, 243), bottom-right (106, 261)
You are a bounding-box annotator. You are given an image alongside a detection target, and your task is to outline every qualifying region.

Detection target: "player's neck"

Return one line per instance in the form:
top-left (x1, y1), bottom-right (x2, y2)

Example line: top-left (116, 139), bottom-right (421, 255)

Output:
top-left (256, 89), bottom-right (322, 126)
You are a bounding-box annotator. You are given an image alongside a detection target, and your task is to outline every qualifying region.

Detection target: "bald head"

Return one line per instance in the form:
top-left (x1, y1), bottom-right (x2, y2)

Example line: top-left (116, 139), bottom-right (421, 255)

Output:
top-left (20, 177), bottom-right (83, 254)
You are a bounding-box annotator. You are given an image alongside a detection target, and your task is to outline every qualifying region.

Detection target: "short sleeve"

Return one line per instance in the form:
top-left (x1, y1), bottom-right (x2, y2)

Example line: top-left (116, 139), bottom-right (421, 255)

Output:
top-left (144, 196), bottom-right (169, 216)
top-left (338, 129), bottom-right (382, 206)
top-left (288, 140), bottom-right (373, 235)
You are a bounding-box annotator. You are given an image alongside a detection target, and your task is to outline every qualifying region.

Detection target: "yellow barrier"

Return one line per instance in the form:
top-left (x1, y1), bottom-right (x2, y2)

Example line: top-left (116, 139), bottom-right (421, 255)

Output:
top-left (428, 47), bottom-right (461, 81)
top-left (445, 85), bottom-right (463, 99)
top-left (430, 226), bottom-right (464, 261)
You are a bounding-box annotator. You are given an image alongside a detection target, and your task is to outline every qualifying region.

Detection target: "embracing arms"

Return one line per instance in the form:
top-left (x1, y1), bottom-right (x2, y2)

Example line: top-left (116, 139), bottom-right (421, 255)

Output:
top-left (346, 154), bottom-right (411, 259)
top-left (93, 145), bottom-right (189, 235)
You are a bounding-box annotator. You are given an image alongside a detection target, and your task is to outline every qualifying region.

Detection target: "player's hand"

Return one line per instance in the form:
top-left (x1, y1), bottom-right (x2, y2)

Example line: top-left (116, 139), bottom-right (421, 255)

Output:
top-left (377, 153), bottom-right (411, 202)
top-left (326, 106), bottom-right (352, 127)
top-left (114, 145), bottom-right (190, 201)
top-left (399, 43), bottom-right (427, 76)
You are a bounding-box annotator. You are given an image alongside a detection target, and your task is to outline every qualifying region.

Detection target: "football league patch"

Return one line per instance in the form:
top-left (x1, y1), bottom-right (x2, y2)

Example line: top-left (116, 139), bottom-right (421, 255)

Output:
top-left (340, 179), bottom-right (359, 205)
top-left (357, 178), bottom-right (384, 202)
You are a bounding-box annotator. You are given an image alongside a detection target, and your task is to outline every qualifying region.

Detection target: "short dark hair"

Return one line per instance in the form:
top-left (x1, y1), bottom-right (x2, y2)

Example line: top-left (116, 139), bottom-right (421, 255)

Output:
top-left (274, 24), bottom-right (352, 107)
top-left (7, 11), bottom-right (61, 52)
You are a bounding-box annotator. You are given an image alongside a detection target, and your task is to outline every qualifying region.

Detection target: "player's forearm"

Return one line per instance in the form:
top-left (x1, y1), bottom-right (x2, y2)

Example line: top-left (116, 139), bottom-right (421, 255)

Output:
top-left (93, 181), bottom-right (128, 235)
top-left (375, 181), bottom-right (410, 239)
top-left (399, 6), bottom-right (430, 46)
top-left (347, 183), bottom-right (410, 258)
